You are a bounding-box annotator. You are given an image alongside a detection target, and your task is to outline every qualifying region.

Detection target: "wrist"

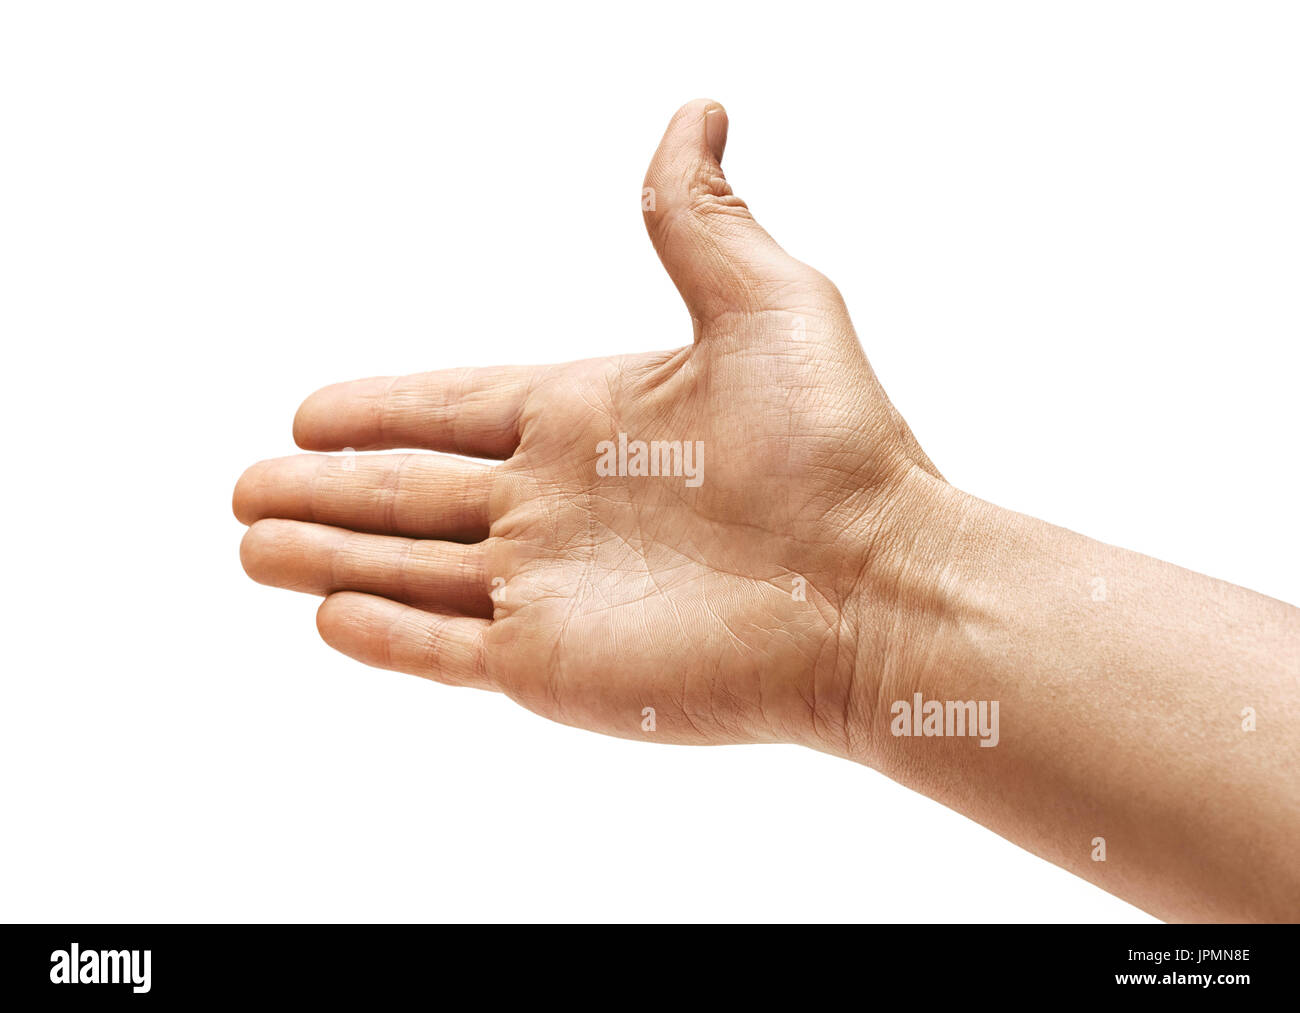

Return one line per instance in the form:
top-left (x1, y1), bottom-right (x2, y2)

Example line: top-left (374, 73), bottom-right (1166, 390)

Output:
top-left (839, 465), bottom-right (1008, 768)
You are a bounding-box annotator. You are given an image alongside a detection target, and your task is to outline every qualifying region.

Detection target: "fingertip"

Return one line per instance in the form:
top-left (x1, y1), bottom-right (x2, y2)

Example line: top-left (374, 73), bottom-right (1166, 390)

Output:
top-left (292, 394), bottom-right (320, 450)
top-left (239, 517), bottom-right (294, 583)
top-left (293, 380), bottom-right (350, 450)
top-left (238, 519), bottom-right (266, 579)
top-left (671, 97), bottom-right (725, 120)
top-left (316, 590), bottom-right (365, 649)
top-left (231, 459), bottom-right (266, 525)
top-left (315, 592), bottom-right (340, 639)
top-left (662, 98), bottom-right (727, 162)
top-left (703, 104), bottom-right (728, 163)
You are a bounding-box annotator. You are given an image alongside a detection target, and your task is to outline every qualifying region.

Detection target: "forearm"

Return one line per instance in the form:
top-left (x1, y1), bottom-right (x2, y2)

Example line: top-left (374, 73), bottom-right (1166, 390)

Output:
top-left (854, 468), bottom-right (1300, 922)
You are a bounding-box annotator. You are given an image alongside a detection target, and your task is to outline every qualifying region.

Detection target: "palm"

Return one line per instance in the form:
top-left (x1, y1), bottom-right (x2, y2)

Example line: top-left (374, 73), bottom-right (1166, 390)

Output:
top-left (236, 101), bottom-right (937, 753)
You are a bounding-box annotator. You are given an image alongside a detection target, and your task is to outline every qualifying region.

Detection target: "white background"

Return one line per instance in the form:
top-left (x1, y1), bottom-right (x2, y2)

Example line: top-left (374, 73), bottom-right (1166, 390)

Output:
top-left (2, 1), bottom-right (1296, 922)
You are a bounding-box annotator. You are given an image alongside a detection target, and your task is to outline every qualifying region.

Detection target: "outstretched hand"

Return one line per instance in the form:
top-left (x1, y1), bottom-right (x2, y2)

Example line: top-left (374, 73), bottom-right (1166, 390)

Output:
top-left (235, 100), bottom-right (946, 759)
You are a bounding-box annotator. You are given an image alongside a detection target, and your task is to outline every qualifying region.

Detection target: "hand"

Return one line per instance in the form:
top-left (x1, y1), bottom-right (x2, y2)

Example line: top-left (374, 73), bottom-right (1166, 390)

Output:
top-left (236, 100), bottom-right (1300, 921)
top-left (234, 99), bottom-right (942, 758)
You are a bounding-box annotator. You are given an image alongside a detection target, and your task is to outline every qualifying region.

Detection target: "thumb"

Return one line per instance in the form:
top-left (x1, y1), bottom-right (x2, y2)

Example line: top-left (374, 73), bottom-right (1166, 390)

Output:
top-left (643, 99), bottom-right (824, 327)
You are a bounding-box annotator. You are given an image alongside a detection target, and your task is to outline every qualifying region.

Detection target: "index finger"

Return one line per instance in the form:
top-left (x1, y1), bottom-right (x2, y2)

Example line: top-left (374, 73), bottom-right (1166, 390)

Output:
top-left (293, 364), bottom-right (541, 459)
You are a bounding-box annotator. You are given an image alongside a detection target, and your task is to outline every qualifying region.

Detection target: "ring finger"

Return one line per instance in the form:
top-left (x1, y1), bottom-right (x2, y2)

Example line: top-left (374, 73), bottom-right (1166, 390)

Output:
top-left (239, 518), bottom-right (492, 617)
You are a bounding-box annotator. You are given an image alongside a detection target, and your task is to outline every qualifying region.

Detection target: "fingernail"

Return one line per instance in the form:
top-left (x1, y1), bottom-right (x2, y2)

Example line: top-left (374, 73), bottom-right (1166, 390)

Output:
top-left (705, 106), bottom-right (728, 163)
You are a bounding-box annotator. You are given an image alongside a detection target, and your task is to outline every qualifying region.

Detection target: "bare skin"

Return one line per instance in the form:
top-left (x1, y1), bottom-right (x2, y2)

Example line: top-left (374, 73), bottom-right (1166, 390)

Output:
top-left (234, 100), bottom-right (1300, 923)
